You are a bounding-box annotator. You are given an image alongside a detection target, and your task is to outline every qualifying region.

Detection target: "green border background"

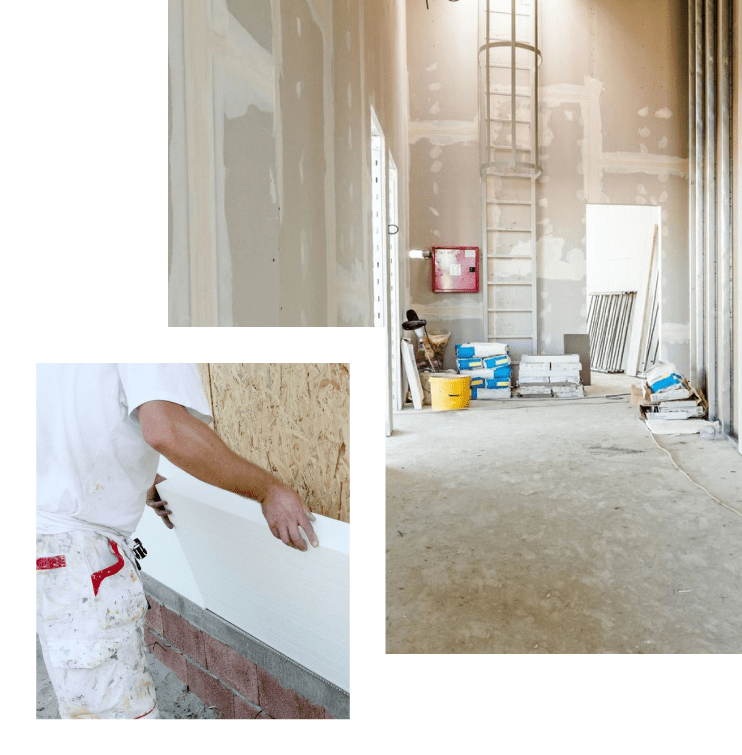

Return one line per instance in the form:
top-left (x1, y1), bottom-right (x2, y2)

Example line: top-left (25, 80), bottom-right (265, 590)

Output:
top-left (386, 655), bottom-right (742, 755)
top-left (0, 0), bottom-right (167, 326)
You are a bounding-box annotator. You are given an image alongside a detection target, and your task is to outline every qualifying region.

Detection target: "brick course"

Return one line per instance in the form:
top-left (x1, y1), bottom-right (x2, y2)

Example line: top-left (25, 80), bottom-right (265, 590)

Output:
top-left (144, 592), bottom-right (332, 719)
top-left (145, 598), bottom-right (164, 634)
top-left (186, 660), bottom-right (235, 719)
top-left (160, 605), bottom-right (207, 666)
top-left (234, 696), bottom-right (262, 719)
top-left (204, 634), bottom-right (259, 702)
top-left (257, 667), bottom-right (327, 719)
top-left (144, 627), bottom-right (188, 684)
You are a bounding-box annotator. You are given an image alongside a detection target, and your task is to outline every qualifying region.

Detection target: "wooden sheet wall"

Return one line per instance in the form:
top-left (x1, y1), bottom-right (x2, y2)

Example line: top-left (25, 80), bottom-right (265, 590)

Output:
top-left (197, 364), bottom-right (349, 522)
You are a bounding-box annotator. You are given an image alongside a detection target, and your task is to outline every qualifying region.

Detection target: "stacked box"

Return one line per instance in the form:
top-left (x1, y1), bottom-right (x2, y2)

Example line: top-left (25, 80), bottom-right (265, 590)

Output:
top-left (471, 387), bottom-right (511, 400)
top-left (455, 342), bottom-right (509, 359)
top-left (517, 355), bottom-right (584, 398)
top-left (456, 343), bottom-right (512, 400)
top-left (456, 353), bottom-right (511, 371)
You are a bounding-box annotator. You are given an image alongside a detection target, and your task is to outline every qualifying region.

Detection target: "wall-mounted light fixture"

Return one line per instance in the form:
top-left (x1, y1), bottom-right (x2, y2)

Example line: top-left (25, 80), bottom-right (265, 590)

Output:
top-left (408, 249), bottom-right (432, 259)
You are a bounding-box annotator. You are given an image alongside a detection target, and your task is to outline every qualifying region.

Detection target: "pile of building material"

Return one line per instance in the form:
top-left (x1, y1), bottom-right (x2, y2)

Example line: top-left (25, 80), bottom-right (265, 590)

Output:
top-left (635, 362), bottom-right (711, 434)
top-left (456, 342), bottom-right (511, 399)
top-left (517, 355), bottom-right (585, 398)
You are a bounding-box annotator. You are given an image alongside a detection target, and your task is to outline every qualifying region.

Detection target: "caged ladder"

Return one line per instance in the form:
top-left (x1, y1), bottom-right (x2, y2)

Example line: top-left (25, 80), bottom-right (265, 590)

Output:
top-left (478, 0), bottom-right (541, 362)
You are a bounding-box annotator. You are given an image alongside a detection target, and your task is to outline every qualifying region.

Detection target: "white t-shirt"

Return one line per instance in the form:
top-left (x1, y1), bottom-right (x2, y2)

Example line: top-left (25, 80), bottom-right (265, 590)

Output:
top-left (36, 363), bottom-right (213, 537)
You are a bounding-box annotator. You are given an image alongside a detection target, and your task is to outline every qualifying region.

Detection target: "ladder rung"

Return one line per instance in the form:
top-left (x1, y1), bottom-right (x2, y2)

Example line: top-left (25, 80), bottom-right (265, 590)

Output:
top-left (486, 65), bottom-right (533, 72)
top-left (488, 10), bottom-right (531, 17)
top-left (486, 200), bottom-right (532, 206)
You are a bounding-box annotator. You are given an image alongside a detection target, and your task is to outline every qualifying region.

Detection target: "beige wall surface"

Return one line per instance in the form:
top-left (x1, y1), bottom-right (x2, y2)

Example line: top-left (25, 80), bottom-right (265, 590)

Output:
top-left (197, 364), bottom-right (350, 523)
top-left (406, 0), bottom-right (689, 371)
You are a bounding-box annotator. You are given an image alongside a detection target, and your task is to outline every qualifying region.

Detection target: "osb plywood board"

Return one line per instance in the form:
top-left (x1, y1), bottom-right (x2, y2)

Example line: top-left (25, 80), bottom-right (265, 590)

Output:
top-left (155, 457), bottom-right (349, 692)
top-left (198, 364), bottom-right (350, 523)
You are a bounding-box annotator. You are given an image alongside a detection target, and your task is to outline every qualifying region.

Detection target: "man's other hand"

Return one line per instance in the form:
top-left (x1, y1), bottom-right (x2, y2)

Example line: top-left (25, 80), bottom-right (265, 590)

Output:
top-left (261, 484), bottom-right (319, 551)
top-left (146, 474), bottom-right (174, 529)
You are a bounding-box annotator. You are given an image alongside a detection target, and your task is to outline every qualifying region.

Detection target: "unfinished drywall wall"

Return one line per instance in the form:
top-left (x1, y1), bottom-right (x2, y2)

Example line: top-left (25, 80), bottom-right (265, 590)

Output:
top-left (539, 0), bottom-right (689, 370)
top-left (169, 0), bottom-right (409, 327)
top-left (406, 0), bottom-right (689, 372)
top-left (197, 364), bottom-right (349, 523)
top-left (736, 0), bottom-right (741, 450)
top-left (406, 1), bottom-right (482, 365)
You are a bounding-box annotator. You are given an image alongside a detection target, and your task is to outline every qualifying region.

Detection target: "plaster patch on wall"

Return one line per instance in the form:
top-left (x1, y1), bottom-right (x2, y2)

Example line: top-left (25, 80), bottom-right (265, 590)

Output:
top-left (409, 119), bottom-right (478, 146)
top-left (428, 82), bottom-right (442, 91)
top-left (429, 206), bottom-right (439, 217)
top-left (431, 160), bottom-right (443, 173)
top-left (658, 136), bottom-right (668, 148)
top-left (662, 321), bottom-right (690, 344)
top-left (433, 182), bottom-right (439, 194)
top-left (430, 102), bottom-right (441, 115)
top-left (539, 231), bottom-right (586, 282)
top-left (429, 145), bottom-right (442, 159)
top-left (655, 108), bottom-right (673, 119)
top-left (600, 152), bottom-right (688, 177)
top-left (639, 127), bottom-right (650, 137)
top-left (345, 30), bottom-right (351, 49)
top-left (638, 106), bottom-right (649, 117)
top-left (426, 62), bottom-right (438, 72)
top-left (296, 80), bottom-right (303, 97)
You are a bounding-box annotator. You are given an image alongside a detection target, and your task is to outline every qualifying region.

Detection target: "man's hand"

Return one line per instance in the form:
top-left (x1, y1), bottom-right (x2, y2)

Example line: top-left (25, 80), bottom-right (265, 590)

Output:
top-left (138, 401), bottom-right (319, 548)
top-left (261, 483), bottom-right (319, 551)
top-left (146, 473), bottom-right (174, 529)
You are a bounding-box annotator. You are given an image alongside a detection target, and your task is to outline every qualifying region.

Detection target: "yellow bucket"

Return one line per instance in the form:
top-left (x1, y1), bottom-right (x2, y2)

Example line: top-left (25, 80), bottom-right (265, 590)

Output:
top-left (429, 374), bottom-right (471, 411)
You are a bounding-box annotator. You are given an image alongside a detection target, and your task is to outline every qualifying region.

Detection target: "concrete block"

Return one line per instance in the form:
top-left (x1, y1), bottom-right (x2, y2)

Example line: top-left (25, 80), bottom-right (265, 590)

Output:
top-left (234, 695), bottom-right (262, 719)
top-left (161, 606), bottom-right (206, 666)
top-left (145, 596), bottom-right (164, 635)
top-left (257, 666), bottom-right (327, 719)
top-left (186, 660), bottom-right (235, 719)
top-left (145, 627), bottom-right (188, 684)
top-left (204, 634), bottom-right (259, 703)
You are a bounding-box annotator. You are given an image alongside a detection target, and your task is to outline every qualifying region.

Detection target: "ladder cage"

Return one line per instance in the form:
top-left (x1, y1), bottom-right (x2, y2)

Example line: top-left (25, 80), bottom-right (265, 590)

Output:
top-left (479, 0), bottom-right (541, 361)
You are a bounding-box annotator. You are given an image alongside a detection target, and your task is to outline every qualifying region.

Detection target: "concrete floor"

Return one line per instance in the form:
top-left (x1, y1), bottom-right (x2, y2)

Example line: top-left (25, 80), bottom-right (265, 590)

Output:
top-left (386, 374), bottom-right (742, 654)
top-left (36, 635), bottom-right (218, 719)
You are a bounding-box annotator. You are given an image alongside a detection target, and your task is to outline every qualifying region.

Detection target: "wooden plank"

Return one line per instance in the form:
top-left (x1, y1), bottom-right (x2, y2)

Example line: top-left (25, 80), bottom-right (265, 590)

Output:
top-left (563, 334), bottom-right (591, 385)
top-left (198, 364), bottom-right (349, 523)
top-left (153, 457), bottom-right (349, 692)
top-left (627, 224), bottom-right (659, 376)
top-left (401, 339), bottom-right (424, 409)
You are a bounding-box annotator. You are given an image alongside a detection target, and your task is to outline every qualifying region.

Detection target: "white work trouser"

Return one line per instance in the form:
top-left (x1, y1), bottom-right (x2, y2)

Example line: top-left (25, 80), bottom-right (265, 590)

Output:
top-left (36, 530), bottom-right (159, 719)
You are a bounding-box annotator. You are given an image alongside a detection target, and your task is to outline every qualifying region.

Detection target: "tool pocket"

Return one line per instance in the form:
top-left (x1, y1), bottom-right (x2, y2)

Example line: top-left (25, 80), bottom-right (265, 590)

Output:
top-left (81, 534), bottom-right (147, 632)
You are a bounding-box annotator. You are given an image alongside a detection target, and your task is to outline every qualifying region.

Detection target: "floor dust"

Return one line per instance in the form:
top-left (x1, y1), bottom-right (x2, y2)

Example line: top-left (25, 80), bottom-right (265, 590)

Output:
top-left (387, 375), bottom-right (742, 654)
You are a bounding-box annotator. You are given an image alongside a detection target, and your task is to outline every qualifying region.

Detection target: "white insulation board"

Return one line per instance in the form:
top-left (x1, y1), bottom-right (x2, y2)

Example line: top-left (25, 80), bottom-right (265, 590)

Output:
top-left (149, 457), bottom-right (349, 692)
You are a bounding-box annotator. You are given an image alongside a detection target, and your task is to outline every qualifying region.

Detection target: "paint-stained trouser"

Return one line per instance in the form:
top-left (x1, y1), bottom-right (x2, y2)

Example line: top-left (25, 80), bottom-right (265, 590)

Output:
top-left (36, 531), bottom-right (159, 719)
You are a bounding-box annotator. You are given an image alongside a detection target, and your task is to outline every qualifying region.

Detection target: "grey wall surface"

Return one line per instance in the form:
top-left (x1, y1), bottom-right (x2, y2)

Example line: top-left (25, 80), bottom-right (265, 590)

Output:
top-left (168, 0), bottom-right (409, 327)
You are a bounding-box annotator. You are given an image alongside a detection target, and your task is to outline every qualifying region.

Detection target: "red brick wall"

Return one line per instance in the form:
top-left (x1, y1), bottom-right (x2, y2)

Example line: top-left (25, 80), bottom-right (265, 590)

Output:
top-left (144, 596), bottom-right (333, 719)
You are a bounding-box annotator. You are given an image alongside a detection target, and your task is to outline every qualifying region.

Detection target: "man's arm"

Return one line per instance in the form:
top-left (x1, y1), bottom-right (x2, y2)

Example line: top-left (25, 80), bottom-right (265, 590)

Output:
top-left (137, 400), bottom-right (318, 551)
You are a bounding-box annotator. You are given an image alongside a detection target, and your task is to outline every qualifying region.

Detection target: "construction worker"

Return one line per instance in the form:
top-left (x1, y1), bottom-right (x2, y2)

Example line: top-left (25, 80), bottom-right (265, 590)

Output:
top-left (36, 363), bottom-right (318, 719)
